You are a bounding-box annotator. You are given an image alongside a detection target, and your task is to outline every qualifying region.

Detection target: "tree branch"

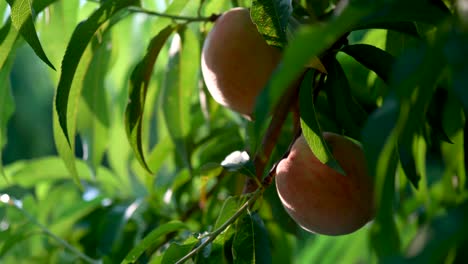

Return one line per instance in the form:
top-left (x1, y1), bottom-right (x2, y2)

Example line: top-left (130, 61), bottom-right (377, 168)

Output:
top-left (242, 75), bottom-right (304, 194)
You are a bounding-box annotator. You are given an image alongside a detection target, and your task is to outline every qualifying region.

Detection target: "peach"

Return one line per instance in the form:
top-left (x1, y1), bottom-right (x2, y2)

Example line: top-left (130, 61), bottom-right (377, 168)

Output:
top-left (275, 132), bottom-right (374, 235)
top-left (201, 7), bottom-right (282, 118)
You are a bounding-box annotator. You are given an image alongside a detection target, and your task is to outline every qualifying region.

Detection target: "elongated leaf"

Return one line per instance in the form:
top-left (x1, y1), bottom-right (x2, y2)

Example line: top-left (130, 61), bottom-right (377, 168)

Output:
top-left (362, 95), bottom-right (401, 257)
top-left (214, 196), bottom-right (241, 230)
top-left (125, 25), bottom-right (175, 173)
top-left (352, 21), bottom-right (420, 38)
top-left (398, 142), bottom-right (419, 189)
top-left (80, 32), bottom-right (112, 173)
top-left (232, 213), bottom-right (255, 263)
top-left (1, 156), bottom-right (120, 190)
top-left (122, 221), bottom-right (187, 264)
top-left (299, 70), bottom-right (333, 164)
top-left (251, 0), bottom-right (292, 48)
top-left (6, 0), bottom-right (55, 69)
top-left (0, 20), bottom-right (19, 71)
top-left (324, 58), bottom-right (363, 139)
top-left (53, 42), bottom-right (94, 187)
top-left (445, 26), bottom-right (468, 114)
top-left (55, 0), bottom-right (138, 145)
top-left (161, 27), bottom-right (199, 169)
top-left (0, 0), bottom-right (58, 70)
top-left (161, 236), bottom-right (199, 264)
top-left (358, 0), bottom-right (451, 27)
top-left (0, 59), bottom-right (14, 178)
top-left (232, 212), bottom-right (272, 264)
top-left (253, 4), bottom-right (372, 131)
top-left (341, 44), bottom-right (395, 83)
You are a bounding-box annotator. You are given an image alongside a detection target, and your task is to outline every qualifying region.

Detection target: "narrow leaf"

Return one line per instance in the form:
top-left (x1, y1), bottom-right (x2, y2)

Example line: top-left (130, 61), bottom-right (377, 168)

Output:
top-left (161, 27), bottom-right (199, 169)
top-left (6, 0), bottom-right (55, 69)
top-left (340, 44), bottom-right (395, 84)
top-left (358, 0), bottom-right (451, 27)
top-left (125, 25), bottom-right (175, 173)
top-left (0, 59), bottom-right (15, 178)
top-left (80, 31), bottom-right (112, 173)
top-left (253, 4), bottom-right (372, 131)
top-left (161, 237), bottom-right (199, 264)
top-left (122, 221), bottom-right (187, 264)
top-left (352, 21), bottom-right (420, 38)
top-left (299, 70), bottom-right (333, 164)
top-left (324, 58), bottom-right (363, 139)
top-left (251, 0), bottom-right (292, 48)
top-left (214, 196), bottom-right (241, 230)
top-left (232, 213), bottom-right (255, 263)
top-left (55, 0), bottom-right (138, 145)
top-left (0, 0), bottom-right (57, 70)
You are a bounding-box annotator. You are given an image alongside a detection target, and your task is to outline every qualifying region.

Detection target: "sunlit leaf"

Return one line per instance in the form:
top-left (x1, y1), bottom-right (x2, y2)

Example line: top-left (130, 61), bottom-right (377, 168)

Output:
top-left (0, 59), bottom-right (14, 178)
top-left (55, 0), bottom-right (138, 145)
top-left (125, 25), bottom-right (175, 173)
top-left (122, 221), bottom-right (188, 264)
top-left (6, 0), bottom-right (55, 69)
top-left (299, 70), bottom-right (334, 164)
top-left (161, 27), bottom-right (199, 170)
top-left (251, 0), bottom-right (292, 48)
top-left (80, 30), bottom-right (113, 174)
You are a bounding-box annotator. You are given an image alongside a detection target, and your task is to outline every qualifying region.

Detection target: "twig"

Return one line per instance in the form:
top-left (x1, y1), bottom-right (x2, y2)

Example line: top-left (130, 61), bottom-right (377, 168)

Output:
top-left (242, 75), bottom-right (304, 194)
top-left (127, 6), bottom-right (219, 22)
top-left (175, 188), bottom-right (263, 264)
top-left (8, 201), bottom-right (100, 264)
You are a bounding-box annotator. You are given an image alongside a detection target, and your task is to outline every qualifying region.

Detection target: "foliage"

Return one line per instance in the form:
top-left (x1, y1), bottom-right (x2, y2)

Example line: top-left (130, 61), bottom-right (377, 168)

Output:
top-left (1, 0), bottom-right (467, 263)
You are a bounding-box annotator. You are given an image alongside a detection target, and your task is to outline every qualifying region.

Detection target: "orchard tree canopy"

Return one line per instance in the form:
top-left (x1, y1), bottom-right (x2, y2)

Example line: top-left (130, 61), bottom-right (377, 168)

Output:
top-left (1, 0), bottom-right (468, 263)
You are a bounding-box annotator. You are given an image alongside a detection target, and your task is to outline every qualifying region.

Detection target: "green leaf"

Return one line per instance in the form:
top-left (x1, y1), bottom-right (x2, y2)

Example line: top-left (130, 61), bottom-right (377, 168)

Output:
top-left (232, 212), bottom-right (272, 264)
top-left (55, 0), bottom-right (138, 145)
top-left (125, 25), bottom-right (176, 173)
top-left (122, 221), bottom-right (188, 264)
top-left (214, 196), bottom-right (241, 230)
top-left (445, 27), bottom-right (468, 114)
top-left (324, 58), bottom-right (364, 139)
top-left (253, 4), bottom-right (372, 131)
top-left (161, 27), bottom-right (199, 170)
top-left (0, 59), bottom-right (15, 179)
top-left (0, 20), bottom-right (19, 71)
top-left (402, 202), bottom-right (468, 263)
top-left (1, 156), bottom-right (120, 190)
top-left (358, 0), bottom-right (451, 27)
top-left (352, 21), bottom-right (420, 38)
top-left (161, 236), bottom-right (199, 264)
top-left (80, 30), bottom-right (113, 174)
top-left (340, 44), bottom-right (395, 83)
top-left (6, 0), bottom-right (55, 69)
top-left (398, 142), bottom-right (420, 189)
top-left (0, 0), bottom-right (58, 70)
top-left (299, 70), bottom-right (333, 164)
top-left (251, 0), bottom-right (292, 48)
top-left (362, 94), bottom-right (401, 257)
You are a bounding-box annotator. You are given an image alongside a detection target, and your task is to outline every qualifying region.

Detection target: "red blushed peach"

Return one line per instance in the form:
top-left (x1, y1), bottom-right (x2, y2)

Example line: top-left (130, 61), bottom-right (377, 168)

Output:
top-left (275, 132), bottom-right (374, 235)
top-left (201, 7), bottom-right (282, 118)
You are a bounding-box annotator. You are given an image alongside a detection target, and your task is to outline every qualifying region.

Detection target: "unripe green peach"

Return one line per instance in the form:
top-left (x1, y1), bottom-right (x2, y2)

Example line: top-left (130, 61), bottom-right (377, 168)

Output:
top-left (201, 7), bottom-right (282, 118)
top-left (275, 132), bottom-right (374, 235)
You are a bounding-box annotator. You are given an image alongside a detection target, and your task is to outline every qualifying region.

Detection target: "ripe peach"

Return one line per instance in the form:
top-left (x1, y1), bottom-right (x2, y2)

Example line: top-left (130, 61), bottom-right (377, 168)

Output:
top-left (275, 132), bottom-right (374, 235)
top-left (201, 7), bottom-right (282, 118)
